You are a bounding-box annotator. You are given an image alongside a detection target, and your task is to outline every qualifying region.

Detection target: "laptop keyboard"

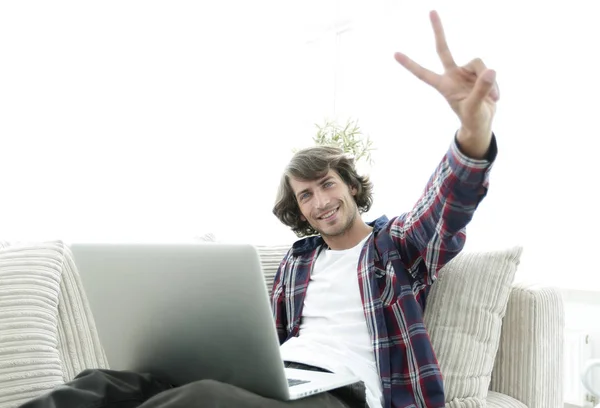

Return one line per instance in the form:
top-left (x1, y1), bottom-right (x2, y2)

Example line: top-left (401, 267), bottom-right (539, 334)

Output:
top-left (287, 378), bottom-right (310, 387)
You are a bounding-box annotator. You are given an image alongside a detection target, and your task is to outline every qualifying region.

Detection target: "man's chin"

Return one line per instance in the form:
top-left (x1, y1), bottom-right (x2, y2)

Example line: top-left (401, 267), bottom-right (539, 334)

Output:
top-left (312, 218), bottom-right (353, 238)
top-left (317, 226), bottom-right (346, 239)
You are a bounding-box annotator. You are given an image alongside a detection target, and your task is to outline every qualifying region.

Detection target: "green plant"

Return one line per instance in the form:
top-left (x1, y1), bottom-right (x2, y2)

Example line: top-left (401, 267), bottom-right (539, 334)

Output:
top-left (302, 118), bottom-right (375, 166)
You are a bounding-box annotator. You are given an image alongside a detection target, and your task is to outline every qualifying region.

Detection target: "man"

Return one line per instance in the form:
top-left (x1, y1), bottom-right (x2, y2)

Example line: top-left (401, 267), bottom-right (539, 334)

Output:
top-left (270, 10), bottom-right (497, 408)
top-left (20, 10), bottom-right (498, 408)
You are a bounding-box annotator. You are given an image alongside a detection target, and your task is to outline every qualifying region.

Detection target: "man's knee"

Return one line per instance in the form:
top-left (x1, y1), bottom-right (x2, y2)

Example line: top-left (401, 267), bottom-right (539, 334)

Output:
top-left (171, 379), bottom-right (246, 404)
top-left (185, 379), bottom-right (229, 401)
top-left (140, 379), bottom-right (233, 407)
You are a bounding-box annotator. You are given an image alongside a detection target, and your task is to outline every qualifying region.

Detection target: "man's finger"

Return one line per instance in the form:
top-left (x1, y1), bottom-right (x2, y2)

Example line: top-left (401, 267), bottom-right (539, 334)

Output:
top-left (464, 58), bottom-right (487, 76)
top-left (464, 59), bottom-right (500, 101)
top-left (430, 10), bottom-right (456, 70)
top-left (394, 52), bottom-right (440, 88)
top-left (467, 69), bottom-right (497, 108)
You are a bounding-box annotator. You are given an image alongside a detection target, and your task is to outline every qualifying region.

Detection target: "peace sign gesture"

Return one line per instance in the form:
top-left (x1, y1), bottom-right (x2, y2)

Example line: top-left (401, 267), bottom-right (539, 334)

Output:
top-left (394, 11), bottom-right (499, 159)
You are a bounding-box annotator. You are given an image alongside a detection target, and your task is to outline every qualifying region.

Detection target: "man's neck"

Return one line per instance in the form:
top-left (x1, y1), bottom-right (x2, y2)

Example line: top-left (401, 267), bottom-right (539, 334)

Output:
top-left (323, 221), bottom-right (373, 251)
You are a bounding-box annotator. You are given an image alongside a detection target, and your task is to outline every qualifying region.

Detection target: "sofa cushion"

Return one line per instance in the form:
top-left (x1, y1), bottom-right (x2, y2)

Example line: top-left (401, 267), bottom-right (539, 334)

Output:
top-left (489, 283), bottom-right (564, 408)
top-left (423, 246), bottom-right (523, 407)
top-left (0, 242), bottom-right (66, 408)
top-left (486, 391), bottom-right (527, 408)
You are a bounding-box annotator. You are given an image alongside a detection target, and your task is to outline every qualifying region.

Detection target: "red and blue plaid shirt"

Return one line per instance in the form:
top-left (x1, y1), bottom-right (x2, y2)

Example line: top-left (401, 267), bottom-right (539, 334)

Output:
top-left (271, 135), bottom-right (497, 408)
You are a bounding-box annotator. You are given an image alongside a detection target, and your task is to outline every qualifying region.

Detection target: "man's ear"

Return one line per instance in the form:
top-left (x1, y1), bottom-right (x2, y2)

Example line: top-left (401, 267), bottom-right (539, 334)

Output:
top-left (351, 185), bottom-right (358, 196)
top-left (300, 214), bottom-right (307, 221)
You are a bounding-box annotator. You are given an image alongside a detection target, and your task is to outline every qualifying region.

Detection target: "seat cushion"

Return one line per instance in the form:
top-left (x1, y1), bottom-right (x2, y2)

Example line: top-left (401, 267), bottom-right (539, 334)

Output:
top-left (423, 246), bottom-right (523, 407)
top-left (0, 242), bottom-right (66, 408)
top-left (486, 391), bottom-right (527, 408)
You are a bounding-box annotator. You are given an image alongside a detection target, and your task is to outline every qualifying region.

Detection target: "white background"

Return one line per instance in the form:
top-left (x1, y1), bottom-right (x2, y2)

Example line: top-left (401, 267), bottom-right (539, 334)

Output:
top-left (0, 1), bottom-right (598, 291)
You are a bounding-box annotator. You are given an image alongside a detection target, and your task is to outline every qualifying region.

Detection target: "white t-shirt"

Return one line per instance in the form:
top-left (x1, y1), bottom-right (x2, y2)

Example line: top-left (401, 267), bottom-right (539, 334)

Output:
top-left (279, 234), bottom-right (383, 408)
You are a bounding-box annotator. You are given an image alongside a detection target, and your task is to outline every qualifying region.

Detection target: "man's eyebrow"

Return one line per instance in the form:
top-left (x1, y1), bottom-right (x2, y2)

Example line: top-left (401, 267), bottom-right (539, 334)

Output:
top-left (318, 176), bottom-right (334, 185)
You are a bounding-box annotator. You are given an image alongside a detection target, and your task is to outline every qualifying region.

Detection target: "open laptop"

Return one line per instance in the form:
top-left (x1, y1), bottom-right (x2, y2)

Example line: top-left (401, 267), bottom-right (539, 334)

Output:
top-left (70, 242), bottom-right (359, 401)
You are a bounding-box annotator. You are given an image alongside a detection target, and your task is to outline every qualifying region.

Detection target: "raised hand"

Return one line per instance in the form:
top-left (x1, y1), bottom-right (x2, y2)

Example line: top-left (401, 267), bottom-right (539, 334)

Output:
top-left (394, 10), bottom-right (499, 159)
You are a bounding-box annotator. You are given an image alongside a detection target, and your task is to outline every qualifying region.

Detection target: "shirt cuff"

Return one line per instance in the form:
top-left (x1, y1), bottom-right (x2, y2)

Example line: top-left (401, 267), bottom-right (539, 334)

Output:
top-left (447, 132), bottom-right (497, 184)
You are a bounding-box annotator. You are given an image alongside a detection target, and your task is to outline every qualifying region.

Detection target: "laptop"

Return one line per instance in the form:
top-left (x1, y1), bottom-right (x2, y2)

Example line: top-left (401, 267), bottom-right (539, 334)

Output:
top-left (70, 242), bottom-right (359, 401)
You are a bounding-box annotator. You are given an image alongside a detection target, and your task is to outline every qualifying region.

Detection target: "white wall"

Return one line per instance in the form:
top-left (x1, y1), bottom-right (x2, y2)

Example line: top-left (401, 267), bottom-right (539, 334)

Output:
top-left (562, 291), bottom-right (600, 406)
top-left (0, 1), bottom-right (308, 245)
top-left (1, 1), bottom-right (599, 291)
top-left (563, 290), bottom-right (600, 356)
top-left (301, 1), bottom-right (600, 291)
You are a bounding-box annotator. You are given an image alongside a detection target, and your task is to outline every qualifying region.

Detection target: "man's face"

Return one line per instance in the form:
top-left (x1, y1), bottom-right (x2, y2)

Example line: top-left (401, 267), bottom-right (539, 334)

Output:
top-left (289, 169), bottom-right (359, 238)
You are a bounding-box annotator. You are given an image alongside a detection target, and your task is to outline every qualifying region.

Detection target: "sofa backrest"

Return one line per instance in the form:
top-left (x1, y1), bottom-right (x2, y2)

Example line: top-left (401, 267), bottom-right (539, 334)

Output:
top-left (256, 245), bottom-right (290, 298)
top-left (0, 240), bottom-right (110, 407)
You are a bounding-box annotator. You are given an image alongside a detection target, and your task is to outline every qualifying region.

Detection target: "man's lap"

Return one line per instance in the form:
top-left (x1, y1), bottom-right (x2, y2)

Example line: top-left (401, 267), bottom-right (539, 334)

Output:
top-left (140, 377), bottom-right (350, 408)
top-left (18, 369), bottom-right (355, 408)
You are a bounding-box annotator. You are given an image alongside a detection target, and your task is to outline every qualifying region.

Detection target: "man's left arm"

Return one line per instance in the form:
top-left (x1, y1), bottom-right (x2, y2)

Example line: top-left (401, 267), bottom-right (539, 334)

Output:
top-left (388, 10), bottom-right (502, 283)
top-left (388, 132), bottom-right (497, 285)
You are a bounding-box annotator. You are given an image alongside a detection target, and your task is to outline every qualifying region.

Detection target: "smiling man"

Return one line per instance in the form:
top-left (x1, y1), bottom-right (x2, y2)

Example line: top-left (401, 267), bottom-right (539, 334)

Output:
top-left (271, 10), bottom-right (499, 408)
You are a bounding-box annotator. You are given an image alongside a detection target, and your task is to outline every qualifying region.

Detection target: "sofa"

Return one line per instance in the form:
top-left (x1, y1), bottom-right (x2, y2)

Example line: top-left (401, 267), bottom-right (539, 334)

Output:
top-left (0, 241), bottom-right (564, 408)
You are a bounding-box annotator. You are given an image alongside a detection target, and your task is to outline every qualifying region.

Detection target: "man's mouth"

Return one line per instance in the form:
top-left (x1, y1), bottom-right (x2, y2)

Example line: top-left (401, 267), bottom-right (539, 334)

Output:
top-left (317, 207), bottom-right (339, 220)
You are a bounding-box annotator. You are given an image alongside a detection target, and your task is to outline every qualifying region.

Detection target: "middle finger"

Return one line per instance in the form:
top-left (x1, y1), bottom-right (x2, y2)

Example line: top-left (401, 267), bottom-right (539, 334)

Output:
top-left (430, 10), bottom-right (457, 70)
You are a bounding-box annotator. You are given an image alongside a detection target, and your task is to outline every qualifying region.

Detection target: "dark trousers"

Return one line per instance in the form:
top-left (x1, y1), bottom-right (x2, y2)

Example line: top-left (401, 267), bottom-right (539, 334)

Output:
top-left (19, 363), bottom-right (366, 408)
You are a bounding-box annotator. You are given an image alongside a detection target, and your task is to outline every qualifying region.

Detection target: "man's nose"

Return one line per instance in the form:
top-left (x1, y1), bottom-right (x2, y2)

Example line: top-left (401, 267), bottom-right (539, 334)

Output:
top-left (314, 190), bottom-right (330, 209)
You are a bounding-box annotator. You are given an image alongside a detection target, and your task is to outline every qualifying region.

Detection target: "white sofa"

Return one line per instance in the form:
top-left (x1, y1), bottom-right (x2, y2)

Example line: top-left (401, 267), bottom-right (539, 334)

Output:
top-left (0, 241), bottom-right (564, 408)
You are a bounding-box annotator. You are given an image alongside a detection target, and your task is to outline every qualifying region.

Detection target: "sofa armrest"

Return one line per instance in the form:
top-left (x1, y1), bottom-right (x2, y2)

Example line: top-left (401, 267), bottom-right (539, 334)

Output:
top-left (490, 283), bottom-right (564, 408)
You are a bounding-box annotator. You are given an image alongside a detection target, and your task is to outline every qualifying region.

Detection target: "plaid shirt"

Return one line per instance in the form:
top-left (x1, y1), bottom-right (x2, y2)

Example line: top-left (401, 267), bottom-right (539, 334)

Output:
top-left (271, 135), bottom-right (497, 408)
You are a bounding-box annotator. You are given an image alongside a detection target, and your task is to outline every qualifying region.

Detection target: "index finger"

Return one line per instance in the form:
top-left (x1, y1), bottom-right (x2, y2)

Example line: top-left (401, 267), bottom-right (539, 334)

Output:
top-left (394, 52), bottom-right (440, 88)
top-left (430, 10), bottom-right (456, 70)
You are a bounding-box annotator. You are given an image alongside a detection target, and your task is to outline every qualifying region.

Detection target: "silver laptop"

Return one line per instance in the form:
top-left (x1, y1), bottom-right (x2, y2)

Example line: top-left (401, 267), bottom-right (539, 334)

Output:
top-left (70, 242), bottom-right (359, 401)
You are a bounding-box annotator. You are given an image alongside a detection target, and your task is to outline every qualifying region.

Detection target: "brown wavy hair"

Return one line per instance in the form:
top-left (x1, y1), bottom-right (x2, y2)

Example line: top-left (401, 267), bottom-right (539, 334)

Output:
top-left (273, 145), bottom-right (373, 237)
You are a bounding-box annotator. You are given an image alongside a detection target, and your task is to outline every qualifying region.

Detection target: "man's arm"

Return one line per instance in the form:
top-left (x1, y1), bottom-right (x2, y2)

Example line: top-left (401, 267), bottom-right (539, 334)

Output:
top-left (387, 10), bottom-right (501, 284)
top-left (387, 133), bottom-right (496, 285)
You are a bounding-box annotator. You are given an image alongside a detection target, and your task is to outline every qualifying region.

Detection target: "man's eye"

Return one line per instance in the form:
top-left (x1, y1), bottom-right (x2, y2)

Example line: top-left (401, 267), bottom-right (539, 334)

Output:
top-left (323, 182), bottom-right (333, 188)
top-left (300, 193), bottom-right (310, 201)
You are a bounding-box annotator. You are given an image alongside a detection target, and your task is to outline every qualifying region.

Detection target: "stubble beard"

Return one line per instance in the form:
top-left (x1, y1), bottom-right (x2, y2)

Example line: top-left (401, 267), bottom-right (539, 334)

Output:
top-left (317, 202), bottom-right (358, 239)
